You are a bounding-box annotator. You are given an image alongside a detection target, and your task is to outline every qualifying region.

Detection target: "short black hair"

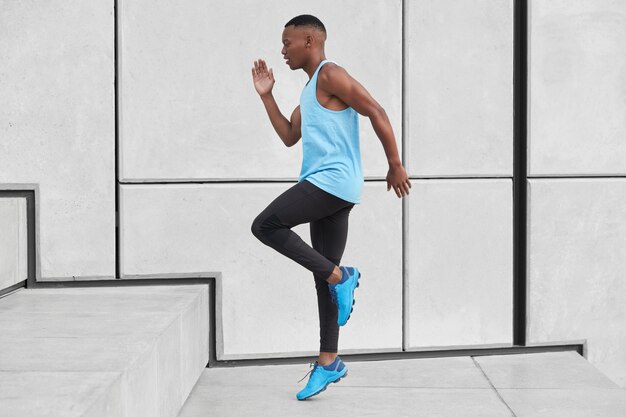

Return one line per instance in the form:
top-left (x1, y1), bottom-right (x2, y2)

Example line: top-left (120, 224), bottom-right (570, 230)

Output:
top-left (284, 14), bottom-right (326, 34)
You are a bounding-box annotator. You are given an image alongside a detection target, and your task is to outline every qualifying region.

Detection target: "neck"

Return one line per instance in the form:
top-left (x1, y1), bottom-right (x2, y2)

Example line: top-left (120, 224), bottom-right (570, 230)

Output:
top-left (303, 52), bottom-right (327, 79)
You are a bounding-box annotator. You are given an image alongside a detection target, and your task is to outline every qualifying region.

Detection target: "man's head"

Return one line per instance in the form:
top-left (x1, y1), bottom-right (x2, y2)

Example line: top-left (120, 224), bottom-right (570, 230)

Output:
top-left (282, 14), bottom-right (327, 70)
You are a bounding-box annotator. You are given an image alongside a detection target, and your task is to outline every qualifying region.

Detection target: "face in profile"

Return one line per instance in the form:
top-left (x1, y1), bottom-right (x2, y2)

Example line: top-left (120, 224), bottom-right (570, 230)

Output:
top-left (281, 25), bottom-right (309, 70)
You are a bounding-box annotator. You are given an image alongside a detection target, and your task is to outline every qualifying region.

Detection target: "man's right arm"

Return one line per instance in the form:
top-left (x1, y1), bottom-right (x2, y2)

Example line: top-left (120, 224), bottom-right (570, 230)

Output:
top-left (252, 59), bottom-right (301, 147)
top-left (259, 96), bottom-right (301, 147)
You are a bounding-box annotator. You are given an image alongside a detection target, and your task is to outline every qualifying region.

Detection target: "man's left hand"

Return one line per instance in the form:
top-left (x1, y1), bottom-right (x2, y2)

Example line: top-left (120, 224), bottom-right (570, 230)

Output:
top-left (386, 164), bottom-right (411, 198)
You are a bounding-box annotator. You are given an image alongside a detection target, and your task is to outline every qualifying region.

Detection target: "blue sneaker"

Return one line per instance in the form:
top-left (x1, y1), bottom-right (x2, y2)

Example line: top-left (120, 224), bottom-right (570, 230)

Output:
top-left (296, 357), bottom-right (348, 400)
top-left (329, 266), bottom-right (361, 326)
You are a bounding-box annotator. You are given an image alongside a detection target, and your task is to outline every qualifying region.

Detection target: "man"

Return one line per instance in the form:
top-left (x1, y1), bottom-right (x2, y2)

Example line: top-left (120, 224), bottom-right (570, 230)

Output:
top-left (250, 14), bottom-right (410, 400)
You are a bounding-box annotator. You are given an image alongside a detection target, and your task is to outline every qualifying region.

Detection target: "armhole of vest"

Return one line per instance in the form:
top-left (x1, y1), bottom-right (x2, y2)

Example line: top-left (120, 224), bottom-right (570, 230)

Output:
top-left (313, 60), bottom-right (333, 92)
top-left (314, 61), bottom-right (351, 113)
top-left (316, 60), bottom-right (335, 78)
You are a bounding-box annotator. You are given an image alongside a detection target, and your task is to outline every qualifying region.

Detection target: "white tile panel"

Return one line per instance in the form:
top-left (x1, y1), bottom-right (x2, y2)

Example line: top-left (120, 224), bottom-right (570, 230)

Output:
top-left (120, 0), bottom-right (401, 181)
top-left (406, 0), bottom-right (514, 176)
top-left (528, 178), bottom-right (626, 387)
top-left (528, 1), bottom-right (626, 175)
top-left (407, 179), bottom-right (513, 348)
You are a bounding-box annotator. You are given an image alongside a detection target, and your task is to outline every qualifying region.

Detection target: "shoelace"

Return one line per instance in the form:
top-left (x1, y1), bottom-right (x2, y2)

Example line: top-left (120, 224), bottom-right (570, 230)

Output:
top-left (297, 362), bottom-right (318, 383)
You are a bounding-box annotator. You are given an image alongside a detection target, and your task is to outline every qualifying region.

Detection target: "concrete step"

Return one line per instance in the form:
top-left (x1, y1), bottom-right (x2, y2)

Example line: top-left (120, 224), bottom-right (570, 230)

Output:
top-left (178, 351), bottom-right (626, 417)
top-left (0, 284), bottom-right (209, 417)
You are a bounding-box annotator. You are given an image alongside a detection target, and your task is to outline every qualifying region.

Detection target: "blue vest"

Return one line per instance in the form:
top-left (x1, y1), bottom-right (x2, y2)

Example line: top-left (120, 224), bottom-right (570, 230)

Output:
top-left (298, 60), bottom-right (363, 204)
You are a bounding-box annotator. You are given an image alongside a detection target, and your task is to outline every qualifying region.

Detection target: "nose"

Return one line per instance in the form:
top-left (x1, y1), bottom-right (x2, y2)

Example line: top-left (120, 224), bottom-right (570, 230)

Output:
top-left (281, 46), bottom-right (286, 55)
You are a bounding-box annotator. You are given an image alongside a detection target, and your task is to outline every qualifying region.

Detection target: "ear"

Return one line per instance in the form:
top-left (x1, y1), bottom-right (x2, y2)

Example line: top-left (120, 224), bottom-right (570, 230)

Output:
top-left (305, 34), bottom-right (313, 47)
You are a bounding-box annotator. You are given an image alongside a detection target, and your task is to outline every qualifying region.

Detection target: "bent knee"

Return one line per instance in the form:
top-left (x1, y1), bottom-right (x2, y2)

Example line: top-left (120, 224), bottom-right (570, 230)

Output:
top-left (251, 213), bottom-right (284, 242)
top-left (250, 215), bottom-right (265, 240)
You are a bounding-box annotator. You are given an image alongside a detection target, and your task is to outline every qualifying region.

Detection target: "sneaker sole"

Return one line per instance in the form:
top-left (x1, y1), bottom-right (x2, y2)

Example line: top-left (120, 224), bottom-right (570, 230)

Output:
top-left (297, 371), bottom-right (348, 400)
top-left (341, 272), bottom-right (361, 326)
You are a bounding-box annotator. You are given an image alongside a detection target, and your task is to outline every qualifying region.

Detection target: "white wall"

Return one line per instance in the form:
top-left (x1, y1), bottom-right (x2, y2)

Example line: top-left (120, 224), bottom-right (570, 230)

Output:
top-left (0, 1), bottom-right (116, 280)
top-left (3, 0), bottom-right (626, 384)
top-left (527, 0), bottom-right (626, 387)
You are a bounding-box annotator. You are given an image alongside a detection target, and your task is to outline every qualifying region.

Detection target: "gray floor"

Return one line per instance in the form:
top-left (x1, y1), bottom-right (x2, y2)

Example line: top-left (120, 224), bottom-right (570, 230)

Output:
top-left (178, 351), bottom-right (626, 417)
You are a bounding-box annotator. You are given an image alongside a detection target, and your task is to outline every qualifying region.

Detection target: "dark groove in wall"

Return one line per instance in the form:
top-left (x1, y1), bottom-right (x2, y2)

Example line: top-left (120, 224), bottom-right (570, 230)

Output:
top-left (401, 0), bottom-right (407, 168)
top-left (0, 280), bottom-right (27, 298)
top-left (528, 175), bottom-right (626, 179)
top-left (113, 0), bottom-right (121, 279)
top-left (513, 0), bottom-right (528, 346)
top-left (118, 174), bottom-right (626, 186)
top-left (401, 0), bottom-right (408, 352)
top-left (208, 278), bottom-right (217, 366)
top-left (214, 344), bottom-right (584, 368)
top-left (26, 190), bottom-right (36, 285)
top-left (119, 176), bottom-right (515, 186)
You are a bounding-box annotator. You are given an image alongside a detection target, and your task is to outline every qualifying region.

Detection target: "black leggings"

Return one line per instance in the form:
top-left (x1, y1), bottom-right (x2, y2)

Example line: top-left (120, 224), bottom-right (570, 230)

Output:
top-left (251, 179), bottom-right (355, 352)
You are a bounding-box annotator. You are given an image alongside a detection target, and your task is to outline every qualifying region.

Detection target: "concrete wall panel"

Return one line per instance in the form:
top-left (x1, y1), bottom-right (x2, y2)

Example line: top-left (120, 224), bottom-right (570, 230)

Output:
top-left (0, 198), bottom-right (28, 290)
top-left (0, 2), bottom-right (115, 279)
top-left (528, 179), bottom-right (626, 387)
top-left (407, 179), bottom-right (513, 348)
top-left (529, 1), bottom-right (626, 175)
top-left (120, 0), bottom-right (401, 181)
top-left (406, 0), bottom-right (514, 176)
top-left (120, 182), bottom-right (402, 358)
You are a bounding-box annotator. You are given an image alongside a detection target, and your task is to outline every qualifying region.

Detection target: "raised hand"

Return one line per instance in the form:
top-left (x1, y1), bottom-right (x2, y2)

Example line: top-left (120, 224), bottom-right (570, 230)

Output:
top-left (252, 59), bottom-right (275, 97)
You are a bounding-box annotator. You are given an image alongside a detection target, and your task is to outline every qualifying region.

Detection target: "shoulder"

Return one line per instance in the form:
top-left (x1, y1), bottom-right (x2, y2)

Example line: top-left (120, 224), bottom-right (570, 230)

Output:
top-left (318, 62), bottom-right (348, 80)
top-left (318, 62), bottom-right (351, 88)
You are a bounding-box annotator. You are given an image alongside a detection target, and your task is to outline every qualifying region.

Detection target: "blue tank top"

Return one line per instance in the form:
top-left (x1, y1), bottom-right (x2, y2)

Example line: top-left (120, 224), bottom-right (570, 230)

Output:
top-left (298, 59), bottom-right (363, 204)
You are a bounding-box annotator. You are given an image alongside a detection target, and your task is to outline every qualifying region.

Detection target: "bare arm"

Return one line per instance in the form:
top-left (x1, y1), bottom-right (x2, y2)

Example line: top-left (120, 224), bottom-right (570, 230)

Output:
top-left (317, 64), bottom-right (411, 198)
top-left (251, 59), bottom-right (301, 147)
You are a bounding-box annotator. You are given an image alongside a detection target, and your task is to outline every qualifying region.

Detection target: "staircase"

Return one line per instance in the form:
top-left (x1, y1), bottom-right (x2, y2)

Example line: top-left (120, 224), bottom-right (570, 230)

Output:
top-left (0, 284), bottom-right (209, 417)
